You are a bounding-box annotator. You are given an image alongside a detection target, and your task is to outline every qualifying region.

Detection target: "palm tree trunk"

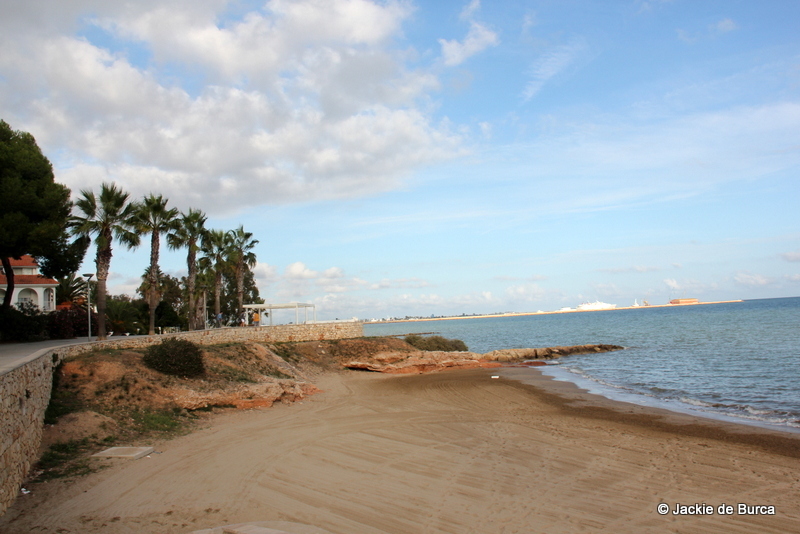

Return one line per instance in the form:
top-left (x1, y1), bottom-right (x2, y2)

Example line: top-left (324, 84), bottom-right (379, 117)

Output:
top-left (187, 244), bottom-right (197, 330)
top-left (195, 289), bottom-right (205, 329)
top-left (96, 245), bottom-right (112, 341)
top-left (148, 233), bottom-right (160, 335)
top-left (214, 269), bottom-right (222, 320)
top-left (236, 260), bottom-right (245, 316)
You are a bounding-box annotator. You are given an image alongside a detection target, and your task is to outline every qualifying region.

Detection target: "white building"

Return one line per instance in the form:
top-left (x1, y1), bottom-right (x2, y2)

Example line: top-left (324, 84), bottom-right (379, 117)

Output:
top-left (0, 255), bottom-right (58, 311)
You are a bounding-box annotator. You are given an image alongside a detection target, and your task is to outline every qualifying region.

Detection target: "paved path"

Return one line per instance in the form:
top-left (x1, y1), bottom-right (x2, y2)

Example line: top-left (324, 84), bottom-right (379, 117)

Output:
top-left (0, 337), bottom-right (148, 375)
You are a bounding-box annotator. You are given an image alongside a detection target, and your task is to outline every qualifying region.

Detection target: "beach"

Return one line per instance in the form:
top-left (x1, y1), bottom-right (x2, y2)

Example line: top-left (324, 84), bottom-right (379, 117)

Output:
top-left (2, 367), bottom-right (799, 533)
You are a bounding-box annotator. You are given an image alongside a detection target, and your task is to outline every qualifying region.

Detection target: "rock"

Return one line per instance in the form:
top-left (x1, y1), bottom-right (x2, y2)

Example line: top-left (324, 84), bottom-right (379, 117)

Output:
top-left (169, 378), bottom-right (320, 410)
top-left (345, 344), bottom-right (624, 373)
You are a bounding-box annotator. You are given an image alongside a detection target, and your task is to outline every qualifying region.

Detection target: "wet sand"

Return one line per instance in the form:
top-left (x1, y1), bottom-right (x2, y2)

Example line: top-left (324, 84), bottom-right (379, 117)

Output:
top-left (2, 368), bottom-right (799, 533)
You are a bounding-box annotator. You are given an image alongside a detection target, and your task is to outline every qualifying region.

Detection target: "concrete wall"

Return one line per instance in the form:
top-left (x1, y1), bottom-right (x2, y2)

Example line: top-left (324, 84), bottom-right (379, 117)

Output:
top-left (0, 321), bottom-right (363, 515)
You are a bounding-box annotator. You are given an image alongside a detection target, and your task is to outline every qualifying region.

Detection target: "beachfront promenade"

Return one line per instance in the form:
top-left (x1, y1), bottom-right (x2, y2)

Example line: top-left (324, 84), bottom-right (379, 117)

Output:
top-left (0, 337), bottom-right (139, 375)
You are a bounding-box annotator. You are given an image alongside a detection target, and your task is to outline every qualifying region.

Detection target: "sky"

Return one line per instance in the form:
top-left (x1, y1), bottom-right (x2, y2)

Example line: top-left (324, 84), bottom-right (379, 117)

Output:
top-left (1, 0), bottom-right (799, 320)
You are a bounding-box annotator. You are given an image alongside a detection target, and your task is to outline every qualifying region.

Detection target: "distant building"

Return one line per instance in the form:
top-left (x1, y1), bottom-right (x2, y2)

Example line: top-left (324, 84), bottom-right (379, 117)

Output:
top-left (0, 255), bottom-right (58, 311)
top-left (670, 298), bottom-right (699, 305)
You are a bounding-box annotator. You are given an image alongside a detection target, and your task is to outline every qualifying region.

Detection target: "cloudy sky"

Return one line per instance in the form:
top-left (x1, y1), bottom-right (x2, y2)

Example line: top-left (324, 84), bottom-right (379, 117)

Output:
top-left (2, 0), bottom-right (799, 320)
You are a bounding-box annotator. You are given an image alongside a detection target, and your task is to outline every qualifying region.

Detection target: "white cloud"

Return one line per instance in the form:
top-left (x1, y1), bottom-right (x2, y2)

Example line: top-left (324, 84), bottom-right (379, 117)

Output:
top-left (678, 17), bottom-right (738, 45)
top-left (713, 18), bottom-right (738, 34)
top-left (521, 12), bottom-right (538, 35)
top-left (636, 0), bottom-right (675, 13)
top-left (286, 262), bottom-right (319, 280)
top-left (600, 265), bottom-right (660, 274)
top-left (439, 22), bottom-right (499, 67)
top-left (733, 272), bottom-right (771, 287)
top-left (460, 0), bottom-right (481, 21)
top-left (506, 102), bottom-right (800, 215)
top-left (370, 278), bottom-right (431, 290)
top-left (664, 278), bottom-right (680, 290)
top-left (781, 250), bottom-right (800, 262)
top-left (590, 283), bottom-right (621, 298)
top-left (505, 283), bottom-right (547, 302)
top-left (522, 40), bottom-right (586, 101)
top-left (0, 0), bottom-right (460, 216)
top-left (253, 262), bottom-right (278, 284)
top-left (494, 275), bottom-right (547, 282)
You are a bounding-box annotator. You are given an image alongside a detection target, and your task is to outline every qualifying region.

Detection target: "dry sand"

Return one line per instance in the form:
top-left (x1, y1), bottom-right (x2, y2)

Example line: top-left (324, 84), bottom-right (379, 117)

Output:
top-left (2, 367), bottom-right (799, 533)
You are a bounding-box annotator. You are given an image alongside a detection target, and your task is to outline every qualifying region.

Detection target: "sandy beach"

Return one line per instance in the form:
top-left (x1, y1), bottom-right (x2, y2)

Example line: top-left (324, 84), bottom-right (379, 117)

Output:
top-left (2, 367), bottom-right (799, 533)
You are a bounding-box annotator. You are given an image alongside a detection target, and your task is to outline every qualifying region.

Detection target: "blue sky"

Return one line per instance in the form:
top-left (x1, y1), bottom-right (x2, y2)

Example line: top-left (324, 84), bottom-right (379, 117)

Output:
top-left (1, 0), bottom-right (798, 320)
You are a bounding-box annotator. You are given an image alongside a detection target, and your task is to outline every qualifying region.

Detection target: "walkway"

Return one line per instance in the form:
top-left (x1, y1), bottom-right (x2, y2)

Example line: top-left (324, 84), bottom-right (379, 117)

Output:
top-left (0, 337), bottom-right (144, 375)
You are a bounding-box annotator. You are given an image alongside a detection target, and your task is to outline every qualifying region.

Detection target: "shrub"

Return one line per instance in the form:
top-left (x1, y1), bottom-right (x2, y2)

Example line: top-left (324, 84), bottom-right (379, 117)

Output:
top-left (47, 307), bottom-right (96, 339)
top-left (143, 338), bottom-right (205, 378)
top-left (0, 303), bottom-right (49, 341)
top-left (404, 334), bottom-right (468, 352)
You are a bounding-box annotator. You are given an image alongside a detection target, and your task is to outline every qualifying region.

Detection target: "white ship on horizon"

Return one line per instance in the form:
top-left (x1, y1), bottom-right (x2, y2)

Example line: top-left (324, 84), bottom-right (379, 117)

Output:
top-left (577, 301), bottom-right (617, 311)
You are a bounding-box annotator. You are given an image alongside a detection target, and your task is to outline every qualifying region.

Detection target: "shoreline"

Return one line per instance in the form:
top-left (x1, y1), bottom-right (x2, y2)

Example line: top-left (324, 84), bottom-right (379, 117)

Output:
top-left (536, 364), bottom-right (800, 436)
top-left (2, 367), bottom-right (798, 533)
top-left (375, 299), bottom-right (745, 323)
top-left (498, 366), bottom-right (800, 457)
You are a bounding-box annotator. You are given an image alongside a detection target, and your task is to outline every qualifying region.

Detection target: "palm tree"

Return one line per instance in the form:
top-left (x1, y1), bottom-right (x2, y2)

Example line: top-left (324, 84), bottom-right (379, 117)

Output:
top-left (55, 273), bottom-right (87, 307)
top-left (194, 262), bottom-right (215, 328)
top-left (106, 296), bottom-right (144, 335)
top-left (134, 194), bottom-right (179, 335)
top-left (227, 225), bottom-right (259, 318)
top-left (167, 208), bottom-right (207, 330)
top-left (201, 229), bottom-right (231, 325)
top-left (71, 182), bottom-right (139, 340)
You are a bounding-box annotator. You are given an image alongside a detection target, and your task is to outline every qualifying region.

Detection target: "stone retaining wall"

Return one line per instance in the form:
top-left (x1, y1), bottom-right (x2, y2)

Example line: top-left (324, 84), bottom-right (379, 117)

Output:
top-left (0, 321), bottom-right (363, 515)
top-left (0, 350), bottom-right (57, 515)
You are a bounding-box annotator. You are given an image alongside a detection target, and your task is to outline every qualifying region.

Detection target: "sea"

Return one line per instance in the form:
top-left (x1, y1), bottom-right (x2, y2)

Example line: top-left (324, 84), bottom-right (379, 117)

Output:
top-left (364, 297), bottom-right (800, 433)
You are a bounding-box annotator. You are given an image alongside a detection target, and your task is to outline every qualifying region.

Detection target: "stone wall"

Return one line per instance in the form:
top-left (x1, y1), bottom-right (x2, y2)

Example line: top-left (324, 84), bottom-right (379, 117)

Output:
top-left (0, 349), bottom-right (57, 515)
top-left (54, 322), bottom-right (364, 358)
top-left (0, 321), bottom-right (363, 515)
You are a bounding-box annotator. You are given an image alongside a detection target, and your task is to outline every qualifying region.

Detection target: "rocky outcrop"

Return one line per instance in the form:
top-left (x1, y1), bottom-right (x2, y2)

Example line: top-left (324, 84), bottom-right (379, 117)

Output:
top-left (345, 344), bottom-right (624, 373)
top-left (169, 380), bottom-right (320, 410)
top-left (345, 350), bottom-right (501, 374)
top-left (482, 344), bottom-right (624, 362)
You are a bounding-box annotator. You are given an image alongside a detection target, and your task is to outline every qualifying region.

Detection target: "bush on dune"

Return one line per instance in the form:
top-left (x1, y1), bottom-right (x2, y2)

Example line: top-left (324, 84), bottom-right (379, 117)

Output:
top-left (143, 338), bottom-right (205, 378)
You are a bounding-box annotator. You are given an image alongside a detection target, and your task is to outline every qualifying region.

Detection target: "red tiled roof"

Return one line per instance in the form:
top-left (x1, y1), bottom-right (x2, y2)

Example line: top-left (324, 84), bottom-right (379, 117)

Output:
top-left (0, 274), bottom-right (58, 286)
top-left (9, 255), bottom-right (38, 267)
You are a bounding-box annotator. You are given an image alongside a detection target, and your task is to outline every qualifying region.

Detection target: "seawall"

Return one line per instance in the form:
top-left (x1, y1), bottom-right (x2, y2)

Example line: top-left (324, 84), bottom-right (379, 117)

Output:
top-left (0, 321), bottom-right (363, 515)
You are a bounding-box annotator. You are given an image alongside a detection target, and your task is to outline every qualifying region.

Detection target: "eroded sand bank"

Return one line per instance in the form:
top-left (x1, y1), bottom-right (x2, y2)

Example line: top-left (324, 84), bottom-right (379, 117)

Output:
top-left (2, 368), bottom-right (798, 533)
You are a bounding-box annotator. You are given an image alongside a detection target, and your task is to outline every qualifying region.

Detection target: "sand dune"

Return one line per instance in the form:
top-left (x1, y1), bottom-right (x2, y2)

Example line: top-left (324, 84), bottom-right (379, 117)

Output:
top-left (2, 368), bottom-right (799, 533)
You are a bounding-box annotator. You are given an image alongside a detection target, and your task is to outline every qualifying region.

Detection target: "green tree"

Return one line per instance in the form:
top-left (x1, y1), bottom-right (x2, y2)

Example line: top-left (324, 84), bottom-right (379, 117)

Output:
top-left (167, 208), bottom-right (207, 330)
top-left (71, 182), bottom-right (140, 340)
top-left (221, 265), bottom-right (263, 318)
top-left (134, 194), bottom-right (179, 335)
top-left (0, 120), bottom-right (85, 309)
top-left (193, 264), bottom-right (215, 327)
top-left (201, 229), bottom-right (231, 323)
top-left (137, 267), bottom-right (184, 321)
top-left (106, 294), bottom-right (144, 335)
top-left (55, 273), bottom-right (87, 307)
top-left (227, 225), bottom-right (259, 317)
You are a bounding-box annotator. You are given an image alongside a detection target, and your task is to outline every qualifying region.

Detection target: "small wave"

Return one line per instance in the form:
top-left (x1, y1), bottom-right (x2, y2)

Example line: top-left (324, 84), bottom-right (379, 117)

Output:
top-left (679, 397), bottom-right (717, 408)
top-left (551, 367), bottom-right (800, 431)
top-left (744, 405), bottom-right (780, 416)
top-left (675, 397), bottom-right (800, 428)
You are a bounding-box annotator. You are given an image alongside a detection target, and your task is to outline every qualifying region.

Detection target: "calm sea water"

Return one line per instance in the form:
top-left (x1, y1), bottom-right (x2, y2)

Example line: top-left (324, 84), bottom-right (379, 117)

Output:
top-left (364, 297), bottom-right (800, 432)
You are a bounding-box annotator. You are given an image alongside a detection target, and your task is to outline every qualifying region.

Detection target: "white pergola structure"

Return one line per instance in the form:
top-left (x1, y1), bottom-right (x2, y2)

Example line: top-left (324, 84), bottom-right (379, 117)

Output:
top-left (243, 302), bottom-right (316, 326)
